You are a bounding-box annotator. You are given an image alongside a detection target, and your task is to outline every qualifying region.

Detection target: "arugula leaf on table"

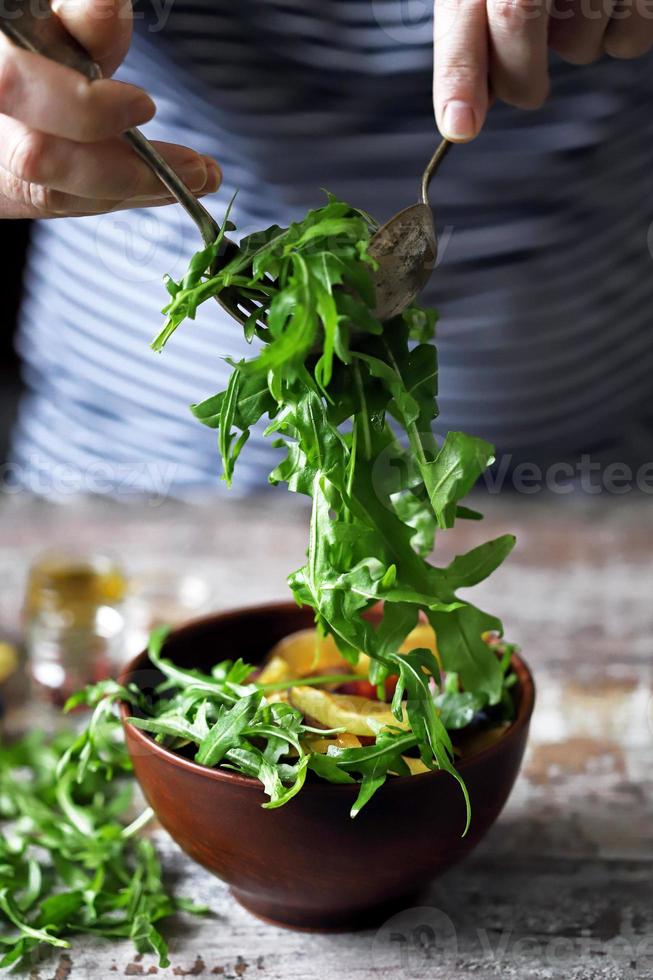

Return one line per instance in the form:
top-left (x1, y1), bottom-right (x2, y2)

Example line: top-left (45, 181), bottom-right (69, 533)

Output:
top-left (0, 727), bottom-right (206, 970)
top-left (0, 889), bottom-right (70, 951)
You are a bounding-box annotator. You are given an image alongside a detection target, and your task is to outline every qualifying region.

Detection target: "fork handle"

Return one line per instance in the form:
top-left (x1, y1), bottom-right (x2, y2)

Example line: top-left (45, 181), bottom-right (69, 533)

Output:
top-left (0, 0), bottom-right (101, 78)
top-left (123, 129), bottom-right (220, 246)
top-left (0, 0), bottom-right (220, 246)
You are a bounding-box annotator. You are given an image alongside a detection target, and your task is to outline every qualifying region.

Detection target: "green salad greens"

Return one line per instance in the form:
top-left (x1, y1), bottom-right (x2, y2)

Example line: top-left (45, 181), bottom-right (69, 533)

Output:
top-left (151, 192), bottom-right (516, 825)
top-left (0, 192), bottom-right (517, 969)
top-left (0, 701), bottom-right (208, 969)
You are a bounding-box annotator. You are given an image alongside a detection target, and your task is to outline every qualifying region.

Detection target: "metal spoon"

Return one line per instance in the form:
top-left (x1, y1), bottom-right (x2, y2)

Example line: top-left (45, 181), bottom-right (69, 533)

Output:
top-left (368, 139), bottom-right (451, 321)
top-left (0, 0), bottom-right (265, 328)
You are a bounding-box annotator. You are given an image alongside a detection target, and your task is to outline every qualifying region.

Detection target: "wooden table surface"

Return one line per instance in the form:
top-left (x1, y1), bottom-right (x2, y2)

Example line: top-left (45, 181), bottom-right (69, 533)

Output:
top-left (0, 492), bottom-right (651, 980)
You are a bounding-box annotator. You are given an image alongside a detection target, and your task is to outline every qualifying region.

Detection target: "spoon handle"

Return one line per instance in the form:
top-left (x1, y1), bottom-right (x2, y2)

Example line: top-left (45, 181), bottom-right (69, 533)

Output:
top-left (0, 0), bottom-right (220, 246)
top-left (420, 139), bottom-right (452, 205)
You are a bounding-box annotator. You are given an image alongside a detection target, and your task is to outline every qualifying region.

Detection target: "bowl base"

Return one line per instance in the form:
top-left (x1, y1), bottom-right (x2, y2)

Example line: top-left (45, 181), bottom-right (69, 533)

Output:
top-left (230, 888), bottom-right (424, 932)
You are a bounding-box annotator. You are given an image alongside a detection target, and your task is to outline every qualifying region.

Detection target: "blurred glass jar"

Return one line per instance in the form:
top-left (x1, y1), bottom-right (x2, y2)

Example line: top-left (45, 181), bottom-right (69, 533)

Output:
top-left (24, 552), bottom-right (128, 706)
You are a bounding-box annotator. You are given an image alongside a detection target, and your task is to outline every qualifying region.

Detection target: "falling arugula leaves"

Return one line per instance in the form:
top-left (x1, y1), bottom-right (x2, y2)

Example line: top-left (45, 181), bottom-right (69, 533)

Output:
top-left (150, 191), bottom-right (517, 827)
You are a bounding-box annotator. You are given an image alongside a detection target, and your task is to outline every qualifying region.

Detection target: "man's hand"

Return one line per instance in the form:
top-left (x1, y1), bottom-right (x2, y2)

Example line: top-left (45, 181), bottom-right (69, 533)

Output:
top-left (0, 0), bottom-right (221, 218)
top-left (434, 0), bottom-right (653, 142)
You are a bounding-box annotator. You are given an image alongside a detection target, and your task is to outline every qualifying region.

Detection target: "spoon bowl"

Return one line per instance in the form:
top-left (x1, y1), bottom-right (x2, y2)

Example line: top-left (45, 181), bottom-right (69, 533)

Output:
top-left (368, 202), bottom-right (437, 321)
top-left (369, 139), bottom-right (451, 321)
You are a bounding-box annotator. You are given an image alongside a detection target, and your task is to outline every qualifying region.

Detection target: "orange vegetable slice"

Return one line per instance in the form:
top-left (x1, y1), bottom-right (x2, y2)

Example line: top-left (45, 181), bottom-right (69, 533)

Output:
top-left (289, 686), bottom-right (408, 737)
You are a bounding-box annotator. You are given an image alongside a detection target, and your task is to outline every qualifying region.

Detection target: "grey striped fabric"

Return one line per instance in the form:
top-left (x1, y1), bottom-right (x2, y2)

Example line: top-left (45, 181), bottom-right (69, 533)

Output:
top-left (11, 1), bottom-right (653, 497)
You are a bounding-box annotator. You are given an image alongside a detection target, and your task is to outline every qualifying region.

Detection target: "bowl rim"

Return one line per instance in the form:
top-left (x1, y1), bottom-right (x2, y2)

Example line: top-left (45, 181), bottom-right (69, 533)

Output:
top-left (119, 600), bottom-right (536, 793)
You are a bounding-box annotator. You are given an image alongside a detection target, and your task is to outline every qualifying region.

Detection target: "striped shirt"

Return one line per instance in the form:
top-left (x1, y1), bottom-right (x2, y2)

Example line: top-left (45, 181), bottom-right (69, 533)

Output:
top-left (11, 1), bottom-right (653, 498)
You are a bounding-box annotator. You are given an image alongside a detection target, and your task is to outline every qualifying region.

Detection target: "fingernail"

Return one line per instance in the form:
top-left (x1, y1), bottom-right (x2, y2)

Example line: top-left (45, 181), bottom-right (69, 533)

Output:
top-left (178, 157), bottom-right (208, 191)
top-left (201, 157), bottom-right (222, 193)
top-left (124, 94), bottom-right (156, 129)
top-left (441, 101), bottom-right (476, 141)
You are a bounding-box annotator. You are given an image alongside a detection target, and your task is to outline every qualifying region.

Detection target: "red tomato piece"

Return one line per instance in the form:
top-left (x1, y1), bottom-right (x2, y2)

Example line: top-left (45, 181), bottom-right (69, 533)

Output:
top-left (336, 676), bottom-right (398, 701)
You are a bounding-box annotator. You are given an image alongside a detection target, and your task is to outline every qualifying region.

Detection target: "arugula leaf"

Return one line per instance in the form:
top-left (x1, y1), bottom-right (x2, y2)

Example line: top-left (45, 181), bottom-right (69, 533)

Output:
top-left (0, 724), bottom-right (206, 970)
top-left (125, 714), bottom-right (208, 743)
top-left (392, 489), bottom-right (437, 558)
top-left (329, 732), bottom-right (417, 817)
top-left (146, 626), bottom-right (242, 703)
top-left (130, 913), bottom-right (170, 968)
top-left (222, 745), bottom-right (309, 809)
top-left (434, 673), bottom-right (487, 730)
top-left (195, 692), bottom-right (262, 767)
top-left (0, 889), bottom-right (70, 950)
top-left (422, 432), bottom-right (496, 530)
top-left (387, 650), bottom-right (471, 834)
top-left (306, 753), bottom-right (356, 785)
top-left (432, 535), bottom-right (517, 595)
top-left (191, 369), bottom-right (275, 435)
top-left (427, 604), bottom-right (506, 705)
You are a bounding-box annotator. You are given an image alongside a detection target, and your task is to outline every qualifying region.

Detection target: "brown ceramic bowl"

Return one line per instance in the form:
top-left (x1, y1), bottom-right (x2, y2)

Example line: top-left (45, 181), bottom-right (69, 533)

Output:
top-left (119, 602), bottom-right (535, 930)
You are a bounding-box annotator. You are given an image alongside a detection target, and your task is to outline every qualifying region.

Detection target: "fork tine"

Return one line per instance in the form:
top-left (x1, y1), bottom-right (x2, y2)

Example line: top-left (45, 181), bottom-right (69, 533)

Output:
top-left (209, 235), bottom-right (275, 332)
top-left (215, 290), bottom-right (245, 325)
top-left (237, 298), bottom-right (268, 330)
top-left (216, 289), bottom-right (267, 331)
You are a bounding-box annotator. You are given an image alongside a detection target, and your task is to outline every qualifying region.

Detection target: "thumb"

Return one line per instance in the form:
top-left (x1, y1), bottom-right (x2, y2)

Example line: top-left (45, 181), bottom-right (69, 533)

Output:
top-left (52, 0), bottom-right (133, 77)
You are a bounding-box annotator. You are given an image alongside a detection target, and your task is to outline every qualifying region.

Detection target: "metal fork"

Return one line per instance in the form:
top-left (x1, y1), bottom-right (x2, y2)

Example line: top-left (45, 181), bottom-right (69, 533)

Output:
top-left (0, 0), bottom-right (268, 330)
